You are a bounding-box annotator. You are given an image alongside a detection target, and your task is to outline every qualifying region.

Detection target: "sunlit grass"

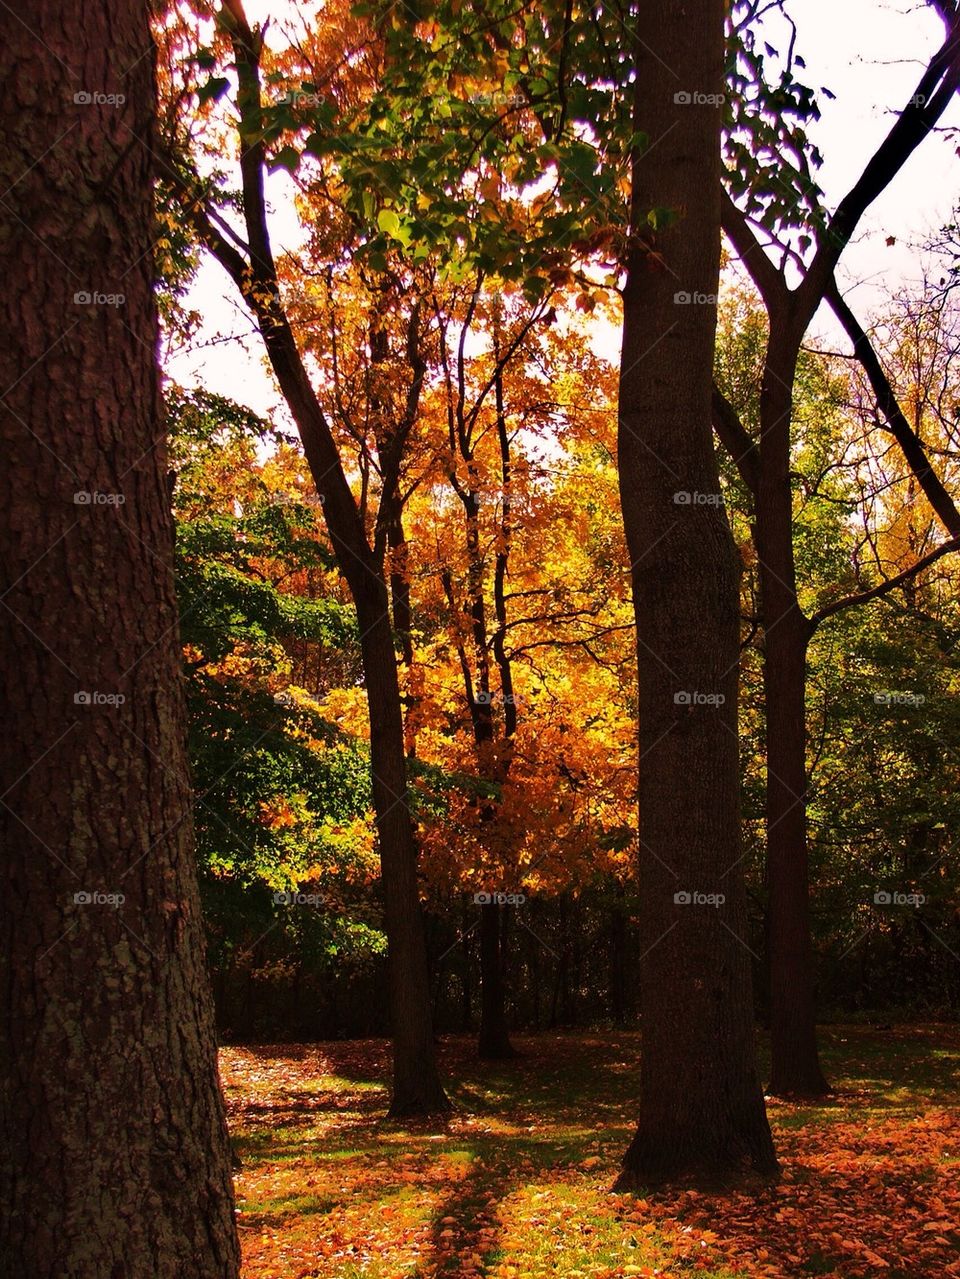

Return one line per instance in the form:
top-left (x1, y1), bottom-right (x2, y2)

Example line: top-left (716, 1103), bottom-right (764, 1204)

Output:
top-left (223, 1025), bottom-right (960, 1279)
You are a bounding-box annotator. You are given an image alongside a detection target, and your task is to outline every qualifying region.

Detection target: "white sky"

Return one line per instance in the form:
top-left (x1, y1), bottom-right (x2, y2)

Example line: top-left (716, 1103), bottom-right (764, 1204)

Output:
top-left (166, 0), bottom-right (960, 413)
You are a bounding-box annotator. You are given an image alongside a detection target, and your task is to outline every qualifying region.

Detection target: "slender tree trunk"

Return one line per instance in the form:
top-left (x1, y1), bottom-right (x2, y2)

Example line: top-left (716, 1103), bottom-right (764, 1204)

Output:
top-left (460, 901), bottom-right (473, 1031)
top-left (0, 4), bottom-right (241, 1273)
top-left (478, 902), bottom-right (517, 1058)
top-left (172, 2), bottom-right (448, 1116)
top-left (549, 894), bottom-right (569, 1027)
top-left (357, 600), bottom-right (449, 1115)
top-left (610, 885), bottom-right (627, 1024)
top-left (756, 345), bottom-right (830, 1097)
top-left (615, 0), bottom-right (777, 1184)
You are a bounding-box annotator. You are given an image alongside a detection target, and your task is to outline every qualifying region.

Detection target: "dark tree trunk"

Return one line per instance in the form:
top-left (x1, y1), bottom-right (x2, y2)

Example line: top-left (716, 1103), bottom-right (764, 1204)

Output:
top-left (529, 901), bottom-right (542, 1029)
top-left (610, 885), bottom-right (627, 1025)
top-left (0, 4), bottom-right (241, 1273)
top-left (615, 0), bottom-right (777, 1185)
top-left (387, 508), bottom-right (415, 670)
top-left (478, 902), bottom-right (518, 1058)
top-left (357, 600), bottom-right (449, 1115)
top-left (717, 33), bottom-right (960, 1100)
top-left (460, 901), bottom-right (473, 1031)
top-left (756, 347), bottom-right (830, 1098)
top-left (169, 2), bottom-right (448, 1116)
top-left (549, 894), bottom-right (570, 1027)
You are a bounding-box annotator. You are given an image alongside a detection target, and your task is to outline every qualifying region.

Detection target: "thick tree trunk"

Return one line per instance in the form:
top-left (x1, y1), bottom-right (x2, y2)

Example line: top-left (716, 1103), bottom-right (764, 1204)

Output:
top-left (756, 348), bottom-right (830, 1098)
top-left (478, 902), bottom-right (518, 1058)
top-left (615, 0), bottom-right (777, 1185)
top-left (0, 4), bottom-right (241, 1274)
top-left (358, 601), bottom-right (449, 1115)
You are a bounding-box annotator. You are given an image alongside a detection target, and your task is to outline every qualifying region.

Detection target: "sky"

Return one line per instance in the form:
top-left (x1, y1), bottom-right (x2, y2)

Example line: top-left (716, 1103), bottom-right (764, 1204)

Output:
top-left (166, 0), bottom-right (960, 416)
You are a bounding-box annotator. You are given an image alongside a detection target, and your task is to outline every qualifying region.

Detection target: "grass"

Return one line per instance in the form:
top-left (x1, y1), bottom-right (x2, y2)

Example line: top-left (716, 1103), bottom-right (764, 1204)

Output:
top-left (221, 1025), bottom-right (960, 1278)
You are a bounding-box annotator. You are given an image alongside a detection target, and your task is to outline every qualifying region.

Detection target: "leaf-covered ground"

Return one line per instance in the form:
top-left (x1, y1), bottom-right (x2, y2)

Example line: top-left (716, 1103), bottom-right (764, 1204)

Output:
top-left (221, 1026), bottom-right (960, 1279)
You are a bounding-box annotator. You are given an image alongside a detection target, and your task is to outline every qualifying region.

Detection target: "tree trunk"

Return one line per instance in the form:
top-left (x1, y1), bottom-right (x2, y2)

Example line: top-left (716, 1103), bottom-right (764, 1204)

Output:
top-left (0, 4), bottom-right (241, 1273)
top-left (756, 345), bottom-right (830, 1097)
top-left (460, 901), bottom-right (473, 1031)
top-left (478, 902), bottom-right (518, 1058)
top-left (615, 0), bottom-right (777, 1185)
top-left (610, 885), bottom-right (627, 1024)
top-left (358, 600), bottom-right (449, 1115)
top-left (175, 3), bottom-right (448, 1116)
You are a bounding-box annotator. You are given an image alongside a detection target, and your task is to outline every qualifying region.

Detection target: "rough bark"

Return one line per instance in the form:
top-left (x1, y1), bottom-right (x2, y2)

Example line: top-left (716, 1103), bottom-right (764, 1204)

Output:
top-left (0, 3), bottom-right (241, 1274)
top-left (755, 341), bottom-right (830, 1097)
top-left (615, 0), bottom-right (777, 1184)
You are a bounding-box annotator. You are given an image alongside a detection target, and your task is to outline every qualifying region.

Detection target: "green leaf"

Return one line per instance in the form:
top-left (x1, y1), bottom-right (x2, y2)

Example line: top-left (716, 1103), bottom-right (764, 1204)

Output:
top-left (377, 208), bottom-right (401, 237)
top-left (197, 76), bottom-right (230, 106)
top-left (270, 145), bottom-right (301, 174)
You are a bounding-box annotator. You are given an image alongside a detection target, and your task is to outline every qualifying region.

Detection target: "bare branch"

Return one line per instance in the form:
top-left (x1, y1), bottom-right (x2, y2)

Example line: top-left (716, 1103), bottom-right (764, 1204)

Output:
top-left (809, 536), bottom-right (960, 631)
top-left (827, 279), bottom-right (960, 537)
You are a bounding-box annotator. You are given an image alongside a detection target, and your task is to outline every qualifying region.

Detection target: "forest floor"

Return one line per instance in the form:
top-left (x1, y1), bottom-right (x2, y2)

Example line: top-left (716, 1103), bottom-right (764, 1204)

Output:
top-left (222, 1025), bottom-right (960, 1279)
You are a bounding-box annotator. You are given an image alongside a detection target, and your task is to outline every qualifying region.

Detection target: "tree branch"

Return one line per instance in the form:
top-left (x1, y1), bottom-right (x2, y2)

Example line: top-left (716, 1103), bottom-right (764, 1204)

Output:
top-left (800, 11), bottom-right (960, 313)
top-left (720, 189), bottom-right (785, 311)
top-left (215, 0), bottom-right (377, 591)
top-left (712, 383), bottom-right (760, 496)
top-left (827, 278), bottom-right (960, 538)
top-left (809, 536), bottom-right (960, 631)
